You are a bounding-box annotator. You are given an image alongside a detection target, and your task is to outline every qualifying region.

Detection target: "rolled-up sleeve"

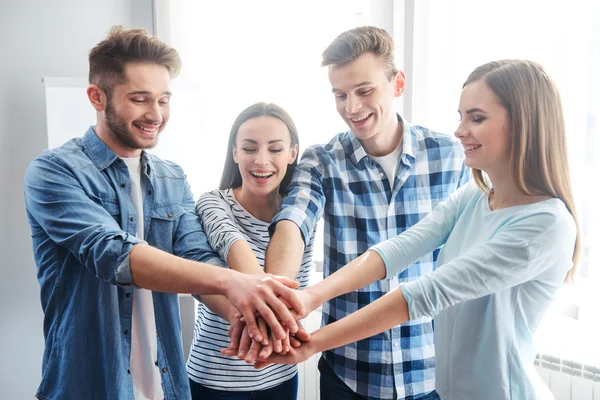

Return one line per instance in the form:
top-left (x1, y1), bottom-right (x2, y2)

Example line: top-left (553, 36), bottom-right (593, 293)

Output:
top-left (271, 145), bottom-right (326, 245)
top-left (171, 179), bottom-right (221, 264)
top-left (24, 154), bottom-right (143, 286)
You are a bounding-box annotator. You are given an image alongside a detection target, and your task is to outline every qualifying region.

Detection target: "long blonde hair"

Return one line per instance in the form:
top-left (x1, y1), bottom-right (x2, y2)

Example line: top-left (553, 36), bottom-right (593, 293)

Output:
top-left (464, 60), bottom-right (580, 282)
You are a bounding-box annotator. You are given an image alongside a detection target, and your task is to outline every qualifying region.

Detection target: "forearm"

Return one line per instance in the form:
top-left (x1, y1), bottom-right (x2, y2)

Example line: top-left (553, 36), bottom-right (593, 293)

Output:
top-left (199, 294), bottom-right (237, 322)
top-left (312, 287), bottom-right (409, 353)
top-left (308, 250), bottom-right (386, 309)
top-left (265, 221), bottom-right (305, 280)
top-left (129, 243), bottom-right (231, 295)
top-left (227, 241), bottom-right (264, 275)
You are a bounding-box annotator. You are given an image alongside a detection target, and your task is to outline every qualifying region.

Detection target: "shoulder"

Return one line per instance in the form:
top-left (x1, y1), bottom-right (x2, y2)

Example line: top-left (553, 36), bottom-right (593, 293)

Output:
top-left (145, 153), bottom-right (186, 179)
top-left (197, 189), bottom-right (231, 206)
top-left (411, 124), bottom-right (462, 153)
top-left (522, 199), bottom-right (576, 236)
top-left (301, 131), bottom-right (351, 160)
top-left (25, 138), bottom-right (88, 179)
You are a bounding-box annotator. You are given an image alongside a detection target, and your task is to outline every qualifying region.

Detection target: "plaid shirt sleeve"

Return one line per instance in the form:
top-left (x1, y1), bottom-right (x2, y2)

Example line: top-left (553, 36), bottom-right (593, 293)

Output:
top-left (271, 144), bottom-right (326, 245)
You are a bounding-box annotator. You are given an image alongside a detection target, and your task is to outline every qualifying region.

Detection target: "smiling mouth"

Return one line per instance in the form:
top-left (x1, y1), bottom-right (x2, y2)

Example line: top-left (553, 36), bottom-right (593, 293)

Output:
top-left (133, 122), bottom-right (161, 133)
top-left (250, 171), bottom-right (274, 181)
top-left (349, 113), bottom-right (373, 126)
top-left (464, 144), bottom-right (481, 151)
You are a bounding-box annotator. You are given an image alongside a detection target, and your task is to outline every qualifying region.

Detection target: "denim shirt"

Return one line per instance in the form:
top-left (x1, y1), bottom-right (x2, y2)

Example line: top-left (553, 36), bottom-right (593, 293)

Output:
top-left (24, 127), bottom-right (219, 400)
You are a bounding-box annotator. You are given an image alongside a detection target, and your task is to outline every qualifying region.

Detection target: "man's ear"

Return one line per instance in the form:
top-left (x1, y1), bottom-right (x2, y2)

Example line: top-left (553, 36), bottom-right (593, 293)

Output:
top-left (393, 70), bottom-right (407, 97)
top-left (87, 84), bottom-right (107, 111)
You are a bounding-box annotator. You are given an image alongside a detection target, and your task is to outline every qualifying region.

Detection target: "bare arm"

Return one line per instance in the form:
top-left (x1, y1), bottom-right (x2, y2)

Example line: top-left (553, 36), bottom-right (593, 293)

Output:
top-left (129, 244), bottom-right (302, 340)
top-left (265, 220), bottom-right (306, 280)
top-left (227, 241), bottom-right (264, 275)
top-left (299, 250), bottom-right (387, 316)
top-left (257, 286), bottom-right (409, 368)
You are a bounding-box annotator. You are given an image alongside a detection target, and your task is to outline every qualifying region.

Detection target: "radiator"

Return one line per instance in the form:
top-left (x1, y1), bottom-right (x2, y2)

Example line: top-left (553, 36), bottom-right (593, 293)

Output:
top-left (535, 353), bottom-right (600, 399)
top-left (297, 311), bottom-right (600, 400)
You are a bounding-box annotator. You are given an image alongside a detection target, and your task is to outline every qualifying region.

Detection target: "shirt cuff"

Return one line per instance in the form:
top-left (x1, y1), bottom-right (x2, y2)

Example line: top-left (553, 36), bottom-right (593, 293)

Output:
top-left (369, 239), bottom-right (411, 280)
top-left (115, 235), bottom-right (147, 287)
top-left (271, 208), bottom-right (314, 246)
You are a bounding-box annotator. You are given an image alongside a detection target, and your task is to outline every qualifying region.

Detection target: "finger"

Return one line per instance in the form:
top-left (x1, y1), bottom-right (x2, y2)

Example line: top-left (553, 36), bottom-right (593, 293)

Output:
top-left (227, 320), bottom-right (245, 349)
top-left (270, 274), bottom-right (300, 289)
top-left (237, 327), bottom-right (252, 360)
top-left (258, 339), bottom-right (274, 360)
top-left (293, 324), bottom-right (311, 342)
top-left (289, 335), bottom-right (302, 348)
top-left (268, 279), bottom-right (306, 326)
top-left (271, 331), bottom-right (283, 354)
top-left (281, 332), bottom-right (291, 354)
top-left (245, 340), bottom-right (262, 364)
top-left (239, 307), bottom-right (263, 344)
top-left (258, 318), bottom-right (269, 346)
top-left (260, 287), bottom-right (299, 335)
top-left (253, 297), bottom-right (287, 340)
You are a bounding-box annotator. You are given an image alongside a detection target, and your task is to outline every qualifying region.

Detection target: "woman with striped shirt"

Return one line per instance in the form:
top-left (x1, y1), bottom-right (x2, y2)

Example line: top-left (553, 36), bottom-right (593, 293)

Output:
top-left (186, 102), bottom-right (315, 399)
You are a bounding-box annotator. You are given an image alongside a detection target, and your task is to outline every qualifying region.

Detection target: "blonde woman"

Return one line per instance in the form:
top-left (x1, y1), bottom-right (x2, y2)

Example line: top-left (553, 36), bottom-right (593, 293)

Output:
top-left (261, 60), bottom-right (579, 400)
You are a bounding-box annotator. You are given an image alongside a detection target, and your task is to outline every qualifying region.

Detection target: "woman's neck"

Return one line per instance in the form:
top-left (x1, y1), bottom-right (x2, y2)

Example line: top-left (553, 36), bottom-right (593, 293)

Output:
top-left (487, 171), bottom-right (551, 210)
top-left (233, 187), bottom-right (281, 222)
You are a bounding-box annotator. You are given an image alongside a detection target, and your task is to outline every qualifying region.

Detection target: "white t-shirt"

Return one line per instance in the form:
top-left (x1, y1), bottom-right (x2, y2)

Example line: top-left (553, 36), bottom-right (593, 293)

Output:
top-left (122, 156), bottom-right (164, 400)
top-left (370, 140), bottom-right (402, 184)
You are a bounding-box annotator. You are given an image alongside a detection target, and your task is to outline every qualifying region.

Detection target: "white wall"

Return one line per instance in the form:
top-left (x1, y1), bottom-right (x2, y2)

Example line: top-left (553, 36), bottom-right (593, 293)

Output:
top-left (0, 1), bottom-right (153, 398)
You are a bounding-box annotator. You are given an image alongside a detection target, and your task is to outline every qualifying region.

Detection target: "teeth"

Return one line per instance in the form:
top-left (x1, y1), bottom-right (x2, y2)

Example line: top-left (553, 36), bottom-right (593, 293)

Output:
top-left (465, 145), bottom-right (481, 151)
top-left (134, 123), bottom-right (159, 132)
top-left (351, 114), bottom-right (369, 122)
top-left (251, 172), bottom-right (274, 178)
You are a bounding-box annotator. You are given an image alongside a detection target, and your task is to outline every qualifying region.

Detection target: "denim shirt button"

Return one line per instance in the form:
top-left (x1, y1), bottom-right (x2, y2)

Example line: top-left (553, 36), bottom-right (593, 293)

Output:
top-left (124, 330), bottom-right (128, 335)
top-left (125, 292), bottom-right (131, 298)
top-left (167, 213), bottom-right (173, 218)
top-left (147, 190), bottom-right (152, 195)
top-left (120, 183), bottom-right (126, 188)
top-left (127, 369), bottom-right (131, 375)
top-left (161, 367), bottom-right (167, 373)
top-left (129, 217), bottom-right (134, 222)
top-left (155, 361), bottom-right (159, 366)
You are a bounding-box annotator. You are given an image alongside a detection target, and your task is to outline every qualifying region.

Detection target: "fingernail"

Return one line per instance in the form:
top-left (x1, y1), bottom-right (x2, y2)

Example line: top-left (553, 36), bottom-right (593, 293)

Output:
top-left (238, 351), bottom-right (245, 358)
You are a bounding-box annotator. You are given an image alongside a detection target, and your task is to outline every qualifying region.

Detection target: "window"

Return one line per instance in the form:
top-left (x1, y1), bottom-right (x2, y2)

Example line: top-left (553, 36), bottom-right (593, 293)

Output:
top-left (402, 0), bottom-right (600, 367)
top-left (159, 0), bottom-right (599, 368)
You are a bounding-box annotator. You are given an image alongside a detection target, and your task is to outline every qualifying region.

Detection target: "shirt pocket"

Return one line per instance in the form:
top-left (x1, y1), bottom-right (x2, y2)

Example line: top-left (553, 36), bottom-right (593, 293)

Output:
top-left (90, 193), bottom-right (120, 223)
top-left (405, 189), bottom-right (450, 227)
top-left (149, 202), bottom-right (185, 253)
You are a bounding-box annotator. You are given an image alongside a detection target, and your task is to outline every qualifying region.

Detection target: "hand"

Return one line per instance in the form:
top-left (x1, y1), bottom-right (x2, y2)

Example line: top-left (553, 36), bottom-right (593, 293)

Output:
top-left (254, 333), bottom-right (316, 369)
top-left (225, 272), bottom-right (305, 342)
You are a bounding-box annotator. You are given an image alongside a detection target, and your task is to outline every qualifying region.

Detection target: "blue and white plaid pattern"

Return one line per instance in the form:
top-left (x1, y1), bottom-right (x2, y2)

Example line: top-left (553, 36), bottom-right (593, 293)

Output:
top-left (273, 117), bottom-right (470, 399)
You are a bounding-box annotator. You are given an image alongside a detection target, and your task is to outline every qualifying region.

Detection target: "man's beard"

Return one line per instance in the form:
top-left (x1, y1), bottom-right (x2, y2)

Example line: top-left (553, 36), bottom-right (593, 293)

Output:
top-left (105, 98), bottom-right (160, 151)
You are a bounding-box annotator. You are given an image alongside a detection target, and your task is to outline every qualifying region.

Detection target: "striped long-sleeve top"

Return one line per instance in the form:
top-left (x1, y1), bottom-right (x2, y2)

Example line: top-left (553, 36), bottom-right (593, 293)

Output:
top-left (187, 188), bottom-right (315, 392)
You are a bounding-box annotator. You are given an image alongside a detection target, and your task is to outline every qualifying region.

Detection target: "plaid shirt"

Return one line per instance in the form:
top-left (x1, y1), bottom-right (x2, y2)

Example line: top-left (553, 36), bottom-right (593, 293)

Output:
top-left (272, 117), bottom-right (469, 399)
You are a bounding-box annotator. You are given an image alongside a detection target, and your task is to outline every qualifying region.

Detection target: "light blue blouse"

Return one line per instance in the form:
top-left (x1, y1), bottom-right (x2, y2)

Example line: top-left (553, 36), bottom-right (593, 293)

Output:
top-left (371, 182), bottom-right (576, 400)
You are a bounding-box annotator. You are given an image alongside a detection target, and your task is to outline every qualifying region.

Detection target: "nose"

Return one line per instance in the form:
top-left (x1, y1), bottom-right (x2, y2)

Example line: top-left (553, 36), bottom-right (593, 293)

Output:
top-left (254, 149), bottom-right (269, 166)
top-left (454, 120), bottom-right (467, 139)
top-left (345, 94), bottom-right (362, 114)
top-left (144, 102), bottom-right (163, 123)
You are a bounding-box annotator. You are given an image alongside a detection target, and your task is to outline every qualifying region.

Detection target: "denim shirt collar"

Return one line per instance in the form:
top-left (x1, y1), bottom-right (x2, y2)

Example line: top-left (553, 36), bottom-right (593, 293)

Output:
top-left (81, 126), bottom-right (153, 175)
top-left (347, 114), bottom-right (417, 166)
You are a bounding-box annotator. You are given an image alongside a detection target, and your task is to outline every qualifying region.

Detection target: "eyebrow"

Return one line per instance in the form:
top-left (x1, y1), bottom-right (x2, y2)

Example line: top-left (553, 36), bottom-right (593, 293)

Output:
top-left (127, 91), bottom-right (172, 96)
top-left (240, 139), bottom-right (284, 144)
top-left (457, 107), bottom-right (488, 116)
top-left (332, 81), bottom-right (374, 93)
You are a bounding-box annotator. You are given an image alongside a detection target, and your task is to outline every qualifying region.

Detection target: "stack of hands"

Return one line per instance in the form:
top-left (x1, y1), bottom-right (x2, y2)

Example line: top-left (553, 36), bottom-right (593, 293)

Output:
top-left (224, 273), bottom-right (321, 369)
